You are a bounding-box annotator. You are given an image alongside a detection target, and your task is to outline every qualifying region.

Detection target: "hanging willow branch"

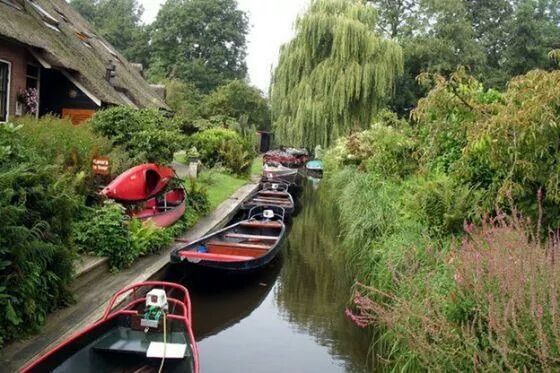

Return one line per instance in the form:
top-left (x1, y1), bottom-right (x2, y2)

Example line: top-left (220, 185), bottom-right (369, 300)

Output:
top-left (270, 0), bottom-right (403, 148)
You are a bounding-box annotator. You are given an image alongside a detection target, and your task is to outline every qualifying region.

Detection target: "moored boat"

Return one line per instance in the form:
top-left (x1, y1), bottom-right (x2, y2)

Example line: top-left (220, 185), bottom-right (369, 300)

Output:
top-left (262, 162), bottom-right (298, 184)
top-left (263, 148), bottom-right (310, 168)
top-left (305, 159), bottom-right (323, 178)
top-left (100, 163), bottom-right (175, 202)
top-left (130, 188), bottom-right (186, 228)
top-left (242, 182), bottom-right (295, 215)
top-left (170, 207), bottom-right (286, 272)
top-left (21, 281), bottom-right (199, 373)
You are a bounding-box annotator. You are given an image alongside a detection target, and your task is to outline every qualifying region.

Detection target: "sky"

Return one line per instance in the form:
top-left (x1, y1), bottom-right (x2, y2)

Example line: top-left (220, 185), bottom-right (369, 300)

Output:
top-left (140, 0), bottom-right (310, 93)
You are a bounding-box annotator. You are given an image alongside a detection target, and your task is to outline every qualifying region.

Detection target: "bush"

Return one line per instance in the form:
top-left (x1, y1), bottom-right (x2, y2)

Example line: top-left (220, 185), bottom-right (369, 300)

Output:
top-left (0, 124), bottom-right (83, 347)
top-left (348, 213), bottom-right (560, 371)
top-left (15, 115), bottom-right (132, 194)
top-left (129, 219), bottom-right (173, 256)
top-left (187, 128), bottom-right (254, 175)
top-left (185, 180), bottom-right (210, 216)
top-left (73, 201), bottom-right (133, 270)
top-left (91, 107), bottom-right (184, 164)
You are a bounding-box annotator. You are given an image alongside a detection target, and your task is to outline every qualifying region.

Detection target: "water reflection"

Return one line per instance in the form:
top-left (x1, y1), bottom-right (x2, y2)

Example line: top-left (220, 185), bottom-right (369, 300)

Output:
top-left (275, 183), bottom-right (374, 373)
top-left (170, 181), bottom-right (374, 372)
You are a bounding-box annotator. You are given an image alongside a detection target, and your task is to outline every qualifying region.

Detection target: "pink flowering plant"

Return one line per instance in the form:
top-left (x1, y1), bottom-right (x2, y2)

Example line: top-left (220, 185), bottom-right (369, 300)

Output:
top-left (345, 210), bottom-right (560, 371)
top-left (17, 88), bottom-right (39, 115)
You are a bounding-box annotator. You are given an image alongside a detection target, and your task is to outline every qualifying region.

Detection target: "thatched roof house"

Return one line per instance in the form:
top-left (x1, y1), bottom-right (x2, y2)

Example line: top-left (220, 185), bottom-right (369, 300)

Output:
top-left (0, 0), bottom-right (167, 124)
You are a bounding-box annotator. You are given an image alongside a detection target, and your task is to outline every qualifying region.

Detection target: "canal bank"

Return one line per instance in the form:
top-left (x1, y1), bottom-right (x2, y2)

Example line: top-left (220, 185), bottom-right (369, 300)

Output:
top-left (0, 181), bottom-right (259, 371)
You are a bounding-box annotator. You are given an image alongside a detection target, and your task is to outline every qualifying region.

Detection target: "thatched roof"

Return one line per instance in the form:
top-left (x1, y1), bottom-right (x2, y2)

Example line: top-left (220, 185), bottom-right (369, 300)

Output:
top-left (0, 0), bottom-right (168, 109)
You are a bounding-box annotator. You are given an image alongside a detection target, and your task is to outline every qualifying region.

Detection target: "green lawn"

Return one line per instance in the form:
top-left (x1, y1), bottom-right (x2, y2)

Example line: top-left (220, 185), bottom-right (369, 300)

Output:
top-left (250, 156), bottom-right (263, 177)
top-left (197, 169), bottom-right (248, 210)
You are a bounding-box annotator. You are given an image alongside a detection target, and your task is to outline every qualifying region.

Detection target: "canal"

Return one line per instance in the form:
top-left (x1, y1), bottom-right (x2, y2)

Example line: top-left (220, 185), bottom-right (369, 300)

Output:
top-left (167, 180), bottom-right (374, 372)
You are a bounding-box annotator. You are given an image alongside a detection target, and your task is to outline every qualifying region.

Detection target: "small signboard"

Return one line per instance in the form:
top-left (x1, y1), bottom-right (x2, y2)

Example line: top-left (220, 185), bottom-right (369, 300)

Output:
top-left (93, 157), bottom-right (110, 175)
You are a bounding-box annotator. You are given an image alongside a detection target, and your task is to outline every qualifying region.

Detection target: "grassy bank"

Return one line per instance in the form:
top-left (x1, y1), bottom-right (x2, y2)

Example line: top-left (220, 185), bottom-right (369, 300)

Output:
top-left (323, 69), bottom-right (560, 371)
top-left (197, 169), bottom-right (248, 210)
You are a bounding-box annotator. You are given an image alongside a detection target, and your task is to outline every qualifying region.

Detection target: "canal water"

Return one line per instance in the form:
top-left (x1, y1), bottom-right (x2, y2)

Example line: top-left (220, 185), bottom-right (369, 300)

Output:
top-left (169, 180), bottom-right (374, 372)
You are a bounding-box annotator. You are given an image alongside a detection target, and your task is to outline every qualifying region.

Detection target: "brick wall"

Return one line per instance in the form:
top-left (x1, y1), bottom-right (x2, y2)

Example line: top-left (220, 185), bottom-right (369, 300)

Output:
top-left (0, 39), bottom-right (29, 121)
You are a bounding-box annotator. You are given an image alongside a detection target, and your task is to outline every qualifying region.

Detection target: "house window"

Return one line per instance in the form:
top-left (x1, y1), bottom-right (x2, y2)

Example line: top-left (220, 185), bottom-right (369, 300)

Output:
top-left (0, 60), bottom-right (10, 122)
top-left (26, 64), bottom-right (40, 90)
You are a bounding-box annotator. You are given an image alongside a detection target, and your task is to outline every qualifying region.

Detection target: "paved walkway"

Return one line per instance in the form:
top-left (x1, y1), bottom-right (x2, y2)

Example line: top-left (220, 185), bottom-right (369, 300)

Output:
top-left (0, 181), bottom-right (258, 371)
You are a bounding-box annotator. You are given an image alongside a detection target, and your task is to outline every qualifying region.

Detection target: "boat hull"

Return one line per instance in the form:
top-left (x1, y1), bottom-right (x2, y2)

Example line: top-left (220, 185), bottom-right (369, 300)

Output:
top-left (171, 220), bottom-right (286, 272)
top-left (100, 164), bottom-right (175, 202)
top-left (130, 188), bottom-right (186, 228)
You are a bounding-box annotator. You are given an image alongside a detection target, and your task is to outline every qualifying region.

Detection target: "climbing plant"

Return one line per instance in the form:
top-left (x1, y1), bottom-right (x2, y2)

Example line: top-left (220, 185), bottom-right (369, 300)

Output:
top-left (270, 0), bottom-right (403, 148)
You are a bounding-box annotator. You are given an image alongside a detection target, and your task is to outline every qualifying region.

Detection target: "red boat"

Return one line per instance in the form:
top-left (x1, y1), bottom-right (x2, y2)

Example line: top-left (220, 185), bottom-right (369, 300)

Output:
top-left (263, 148), bottom-right (310, 168)
top-left (100, 164), bottom-right (175, 202)
top-left (21, 281), bottom-right (199, 373)
top-left (131, 188), bottom-right (187, 228)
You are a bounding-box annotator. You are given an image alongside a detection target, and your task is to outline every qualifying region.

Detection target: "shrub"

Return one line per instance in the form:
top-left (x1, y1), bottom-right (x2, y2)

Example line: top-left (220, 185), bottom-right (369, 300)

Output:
top-left (348, 213), bottom-right (560, 371)
top-left (185, 180), bottom-right (210, 216)
top-left (0, 124), bottom-right (83, 347)
top-left (91, 107), bottom-right (184, 164)
top-left (15, 116), bottom-right (132, 193)
top-left (73, 201), bottom-right (133, 270)
top-left (187, 128), bottom-right (254, 175)
top-left (129, 220), bottom-right (173, 256)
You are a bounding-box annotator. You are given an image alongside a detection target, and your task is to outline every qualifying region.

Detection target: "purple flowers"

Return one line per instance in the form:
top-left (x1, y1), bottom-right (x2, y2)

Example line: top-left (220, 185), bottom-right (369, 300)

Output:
top-left (17, 88), bottom-right (39, 115)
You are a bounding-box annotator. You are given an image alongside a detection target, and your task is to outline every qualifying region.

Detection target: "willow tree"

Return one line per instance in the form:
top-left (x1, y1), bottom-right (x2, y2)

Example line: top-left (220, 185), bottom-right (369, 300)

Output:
top-left (270, 0), bottom-right (403, 148)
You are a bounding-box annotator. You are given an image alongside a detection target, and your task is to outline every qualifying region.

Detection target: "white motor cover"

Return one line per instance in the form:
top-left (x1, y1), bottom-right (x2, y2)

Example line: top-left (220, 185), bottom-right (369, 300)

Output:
top-left (146, 289), bottom-right (168, 309)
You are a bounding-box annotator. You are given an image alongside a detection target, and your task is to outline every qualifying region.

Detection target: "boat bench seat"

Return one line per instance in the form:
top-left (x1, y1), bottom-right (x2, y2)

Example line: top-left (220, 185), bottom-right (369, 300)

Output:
top-left (93, 327), bottom-right (187, 355)
top-left (239, 221), bottom-right (283, 229)
top-left (207, 240), bottom-right (270, 250)
top-left (225, 233), bottom-right (278, 241)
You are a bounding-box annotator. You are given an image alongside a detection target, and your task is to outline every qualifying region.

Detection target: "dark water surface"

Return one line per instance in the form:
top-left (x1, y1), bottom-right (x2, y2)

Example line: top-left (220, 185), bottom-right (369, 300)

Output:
top-left (170, 181), bottom-right (373, 372)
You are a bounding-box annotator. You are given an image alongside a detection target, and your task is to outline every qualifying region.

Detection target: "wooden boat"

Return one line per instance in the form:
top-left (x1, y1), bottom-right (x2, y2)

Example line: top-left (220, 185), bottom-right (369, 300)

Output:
top-left (262, 162), bottom-right (298, 184)
top-left (130, 188), bottom-right (186, 228)
top-left (264, 148), bottom-right (310, 168)
top-left (171, 206), bottom-right (286, 272)
top-left (242, 182), bottom-right (294, 215)
top-left (100, 163), bottom-right (175, 202)
top-left (21, 281), bottom-right (199, 373)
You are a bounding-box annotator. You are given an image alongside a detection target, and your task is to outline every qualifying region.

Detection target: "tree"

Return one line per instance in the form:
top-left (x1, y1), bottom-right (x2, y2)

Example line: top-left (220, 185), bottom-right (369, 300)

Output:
top-left (70, 0), bottom-right (150, 65)
top-left (202, 80), bottom-right (270, 130)
top-left (270, 0), bottom-right (403, 148)
top-left (149, 0), bottom-right (248, 92)
top-left (503, 0), bottom-right (560, 77)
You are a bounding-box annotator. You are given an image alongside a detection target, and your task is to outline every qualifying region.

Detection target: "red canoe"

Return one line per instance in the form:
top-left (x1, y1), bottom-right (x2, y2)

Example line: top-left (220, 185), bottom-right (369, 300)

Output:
top-left (131, 188), bottom-right (186, 228)
top-left (100, 164), bottom-right (175, 202)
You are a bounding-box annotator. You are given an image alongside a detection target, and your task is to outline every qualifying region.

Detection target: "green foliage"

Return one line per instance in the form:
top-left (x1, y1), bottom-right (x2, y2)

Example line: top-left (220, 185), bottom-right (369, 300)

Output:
top-left (271, 0), bottom-right (403, 148)
top-left (15, 115), bottom-right (132, 193)
top-left (185, 180), bottom-right (210, 215)
top-left (0, 124), bottom-right (83, 347)
top-left (201, 80), bottom-right (270, 130)
top-left (73, 201), bottom-right (133, 270)
top-left (456, 70), bottom-right (560, 220)
top-left (69, 0), bottom-right (150, 66)
top-left (149, 0), bottom-right (248, 92)
top-left (91, 106), bottom-right (184, 164)
top-left (187, 128), bottom-right (254, 175)
top-left (324, 67), bottom-right (560, 370)
top-left (129, 220), bottom-right (173, 256)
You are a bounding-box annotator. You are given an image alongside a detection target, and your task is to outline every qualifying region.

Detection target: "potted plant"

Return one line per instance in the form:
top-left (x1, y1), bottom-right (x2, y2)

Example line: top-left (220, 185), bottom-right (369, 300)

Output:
top-left (187, 146), bottom-right (200, 164)
top-left (16, 88), bottom-right (39, 116)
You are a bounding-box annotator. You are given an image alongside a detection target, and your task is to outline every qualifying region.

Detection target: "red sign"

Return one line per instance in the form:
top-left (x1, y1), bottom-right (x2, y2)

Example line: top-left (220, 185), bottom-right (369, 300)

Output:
top-left (93, 157), bottom-right (110, 175)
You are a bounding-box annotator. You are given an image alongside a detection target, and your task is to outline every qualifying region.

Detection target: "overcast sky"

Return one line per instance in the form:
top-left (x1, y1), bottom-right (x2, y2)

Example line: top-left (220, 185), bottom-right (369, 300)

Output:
top-left (140, 0), bottom-right (310, 93)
